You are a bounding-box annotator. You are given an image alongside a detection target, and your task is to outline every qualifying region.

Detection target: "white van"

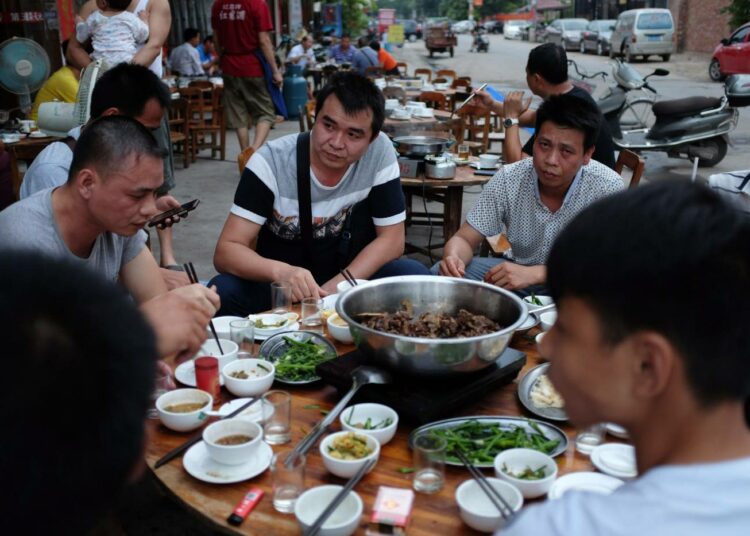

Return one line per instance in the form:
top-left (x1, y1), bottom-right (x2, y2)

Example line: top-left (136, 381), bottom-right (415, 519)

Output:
top-left (609, 8), bottom-right (675, 62)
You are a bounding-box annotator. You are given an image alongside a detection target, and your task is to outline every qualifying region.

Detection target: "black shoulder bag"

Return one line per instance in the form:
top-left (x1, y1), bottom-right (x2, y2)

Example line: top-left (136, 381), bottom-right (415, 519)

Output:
top-left (295, 133), bottom-right (376, 271)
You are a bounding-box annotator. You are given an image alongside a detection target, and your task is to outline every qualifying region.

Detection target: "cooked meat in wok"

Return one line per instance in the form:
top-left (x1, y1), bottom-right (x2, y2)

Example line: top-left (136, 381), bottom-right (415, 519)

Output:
top-left (359, 308), bottom-right (502, 338)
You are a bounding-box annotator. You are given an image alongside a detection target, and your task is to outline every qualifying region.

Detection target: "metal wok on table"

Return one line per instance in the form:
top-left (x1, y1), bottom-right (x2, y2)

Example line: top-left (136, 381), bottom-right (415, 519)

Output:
top-left (336, 276), bottom-right (528, 376)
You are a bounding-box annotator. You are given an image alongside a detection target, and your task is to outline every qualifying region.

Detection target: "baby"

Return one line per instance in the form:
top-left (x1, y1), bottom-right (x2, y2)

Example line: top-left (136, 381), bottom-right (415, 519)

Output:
top-left (76, 0), bottom-right (149, 66)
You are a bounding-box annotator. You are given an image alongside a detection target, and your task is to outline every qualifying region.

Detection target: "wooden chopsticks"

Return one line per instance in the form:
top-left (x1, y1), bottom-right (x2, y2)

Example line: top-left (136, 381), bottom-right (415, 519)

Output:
top-left (183, 262), bottom-right (224, 354)
top-left (453, 449), bottom-right (516, 521)
top-left (339, 269), bottom-right (358, 288)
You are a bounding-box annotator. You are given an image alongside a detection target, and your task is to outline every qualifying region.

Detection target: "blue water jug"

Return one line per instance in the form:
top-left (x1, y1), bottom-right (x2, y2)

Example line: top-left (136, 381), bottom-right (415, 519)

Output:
top-left (283, 64), bottom-right (308, 119)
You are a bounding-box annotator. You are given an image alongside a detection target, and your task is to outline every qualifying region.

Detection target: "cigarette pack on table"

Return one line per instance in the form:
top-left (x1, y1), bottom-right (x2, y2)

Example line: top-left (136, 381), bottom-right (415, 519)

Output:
top-left (366, 486), bottom-right (414, 535)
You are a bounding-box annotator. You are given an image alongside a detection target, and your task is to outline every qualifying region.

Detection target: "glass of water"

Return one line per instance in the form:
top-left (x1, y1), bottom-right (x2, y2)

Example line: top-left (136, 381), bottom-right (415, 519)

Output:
top-left (300, 297), bottom-right (324, 333)
top-left (270, 449), bottom-right (306, 513)
top-left (230, 319), bottom-right (255, 357)
top-left (412, 432), bottom-right (446, 494)
top-left (271, 281), bottom-right (293, 314)
top-left (575, 423), bottom-right (606, 455)
top-left (262, 390), bottom-right (291, 445)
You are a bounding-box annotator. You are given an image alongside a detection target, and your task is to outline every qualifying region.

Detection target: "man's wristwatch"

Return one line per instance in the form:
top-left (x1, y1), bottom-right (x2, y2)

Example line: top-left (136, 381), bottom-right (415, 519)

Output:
top-left (503, 117), bottom-right (520, 128)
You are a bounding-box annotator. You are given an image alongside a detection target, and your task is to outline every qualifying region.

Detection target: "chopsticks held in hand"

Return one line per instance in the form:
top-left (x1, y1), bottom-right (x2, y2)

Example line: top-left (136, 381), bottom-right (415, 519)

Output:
top-left (452, 82), bottom-right (489, 118)
top-left (183, 262), bottom-right (224, 354)
top-left (154, 396), bottom-right (259, 468)
top-left (303, 457), bottom-right (376, 536)
top-left (453, 449), bottom-right (516, 521)
top-left (339, 269), bottom-right (358, 287)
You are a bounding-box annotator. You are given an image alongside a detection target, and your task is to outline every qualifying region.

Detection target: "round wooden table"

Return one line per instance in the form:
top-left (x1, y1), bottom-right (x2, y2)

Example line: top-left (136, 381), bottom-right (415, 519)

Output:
top-left (147, 323), bottom-right (597, 534)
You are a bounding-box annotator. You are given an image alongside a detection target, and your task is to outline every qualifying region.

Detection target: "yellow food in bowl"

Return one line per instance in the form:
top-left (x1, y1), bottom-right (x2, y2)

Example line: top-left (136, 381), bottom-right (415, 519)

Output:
top-left (320, 309), bottom-right (335, 322)
top-left (329, 313), bottom-right (348, 327)
top-left (327, 432), bottom-right (372, 460)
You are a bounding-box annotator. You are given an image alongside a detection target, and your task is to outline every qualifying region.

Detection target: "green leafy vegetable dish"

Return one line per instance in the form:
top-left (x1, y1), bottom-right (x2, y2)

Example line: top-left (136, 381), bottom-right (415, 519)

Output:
top-left (528, 294), bottom-right (543, 306)
top-left (272, 336), bottom-right (335, 382)
top-left (429, 419), bottom-right (561, 465)
top-left (254, 317), bottom-right (288, 329)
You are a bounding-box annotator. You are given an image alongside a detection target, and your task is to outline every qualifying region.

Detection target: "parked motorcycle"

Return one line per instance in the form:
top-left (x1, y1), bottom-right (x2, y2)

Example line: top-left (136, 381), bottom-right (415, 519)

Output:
top-left (602, 73), bottom-right (750, 167)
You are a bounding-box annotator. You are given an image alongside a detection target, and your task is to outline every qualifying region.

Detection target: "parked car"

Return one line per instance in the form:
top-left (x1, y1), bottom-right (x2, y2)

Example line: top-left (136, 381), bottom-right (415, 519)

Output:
top-left (580, 19), bottom-right (616, 55)
top-left (609, 8), bottom-right (675, 62)
top-left (482, 20), bottom-right (503, 34)
top-left (396, 19), bottom-right (422, 41)
top-left (710, 22), bottom-right (750, 81)
top-left (452, 20), bottom-right (476, 34)
top-left (544, 18), bottom-right (589, 50)
top-left (504, 19), bottom-right (530, 40)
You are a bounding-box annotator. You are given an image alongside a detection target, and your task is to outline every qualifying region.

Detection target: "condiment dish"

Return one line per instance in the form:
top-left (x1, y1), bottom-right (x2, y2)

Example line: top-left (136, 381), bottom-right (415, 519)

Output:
top-left (339, 403), bottom-right (398, 445)
top-left (327, 312), bottom-right (353, 344)
top-left (523, 295), bottom-right (554, 311)
top-left (455, 477), bottom-right (523, 532)
top-left (250, 313), bottom-right (291, 335)
top-left (320, 431), bottom-right (380, 478)
top-left (222, 358), bottom-right (275, 397)
top-left (203, 419), bottom-right (263, 465)
top-left (294, 485), bottom-right (363, 536)
top-left (540, 311), bottom-right (557, 332)
top-left (494, 448), bottom-right (558, 498)
top-left (156, 388), bottom-right (212, 432)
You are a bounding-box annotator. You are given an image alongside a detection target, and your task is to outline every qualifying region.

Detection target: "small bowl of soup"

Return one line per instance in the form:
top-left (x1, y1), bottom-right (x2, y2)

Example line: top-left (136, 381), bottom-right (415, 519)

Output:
top-left (327, 313), bottom-right (353, 344)
top-left (156, 388), bottom-right (212, 432)
top-left (222, 358), bottom-right (275, 397)
top-left (203, 419), bottom-right (263, 465)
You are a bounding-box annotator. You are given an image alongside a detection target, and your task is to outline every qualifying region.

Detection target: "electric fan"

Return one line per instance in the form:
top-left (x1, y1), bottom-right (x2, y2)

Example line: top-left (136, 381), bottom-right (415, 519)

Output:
top-left (37, 58), bottom-right (108, 137)
top-left (0, 38), bottom-right (50, 113)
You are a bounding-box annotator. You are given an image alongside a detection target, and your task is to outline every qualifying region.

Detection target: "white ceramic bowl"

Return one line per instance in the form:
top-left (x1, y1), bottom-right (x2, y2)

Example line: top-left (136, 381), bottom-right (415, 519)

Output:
top-left (327, 313), bottom-right (353, 344)
top-left (156, 388), bottom-right (212, 432)
top-left (336, 279), bottom-right (368, 294)
top-left (540, 311), bottom-right (557, 332)
top-left (210, 316), bottom-right (245, 339)
top-left (455, 477), bottom-right (523, 532)
top-left (406, 100), bottom-right (426, 108)
top-left (535, 331), bottom-right (547, 357)
top-left (478, 153), bottom-right (500, 168)
top-left (202, 419), bottom-right (263, 465)
top-left (522, 295), bottom-right (554, 311)
top-left (494, 448), bottom-right (558, 499)
top-left (198, 339), bottom-right (238, 371)
top-left (320, 431), bottom-right (380, 478)
top-left (222, 358), bottom-right (275, 397)
top-left (339, 403), bottom-right (398, 445)
top-left (250, 313), bottom-right (292, 335)
top-left (294, 485), bottom-right (363, 536)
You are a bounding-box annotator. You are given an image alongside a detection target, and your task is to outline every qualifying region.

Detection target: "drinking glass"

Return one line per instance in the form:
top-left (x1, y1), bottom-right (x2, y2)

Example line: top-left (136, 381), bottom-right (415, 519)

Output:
top-left (457, 143), bottom-right (470, 160)
top-left (270, 449), bottom-right (305, 513)
top-left (300, 297), bottom-right (324, 333)
top-left (271, 281), bottom-right (293, 314)
top-left (230, 319), bottom-right (255, 357)
top-left (412, 433), bottom-right (446, 494)
top-left (575, 423), bottom-right (606, 455)
top-left (262, 390), bottom-right (291, 445)
top-left (195, 356), bottom-right (220, 398)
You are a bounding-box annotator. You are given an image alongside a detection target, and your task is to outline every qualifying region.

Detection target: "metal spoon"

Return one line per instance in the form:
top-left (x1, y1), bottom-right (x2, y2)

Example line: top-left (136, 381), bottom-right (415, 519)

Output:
top-left (285, 366), bottom-right (391, 467)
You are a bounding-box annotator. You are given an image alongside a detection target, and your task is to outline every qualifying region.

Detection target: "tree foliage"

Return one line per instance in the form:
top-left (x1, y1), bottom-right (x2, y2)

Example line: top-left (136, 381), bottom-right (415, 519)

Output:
top-left (721, 0), bottom-right (750, 30)
top-left (439, 0), bottom-right (468, 21)
top-left (343, 0), bottom-right (375, 35)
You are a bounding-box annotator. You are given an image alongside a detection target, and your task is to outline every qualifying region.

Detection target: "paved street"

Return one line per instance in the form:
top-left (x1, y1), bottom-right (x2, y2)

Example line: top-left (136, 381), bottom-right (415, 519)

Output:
top-left (163, 34), bottom-right (750, 279)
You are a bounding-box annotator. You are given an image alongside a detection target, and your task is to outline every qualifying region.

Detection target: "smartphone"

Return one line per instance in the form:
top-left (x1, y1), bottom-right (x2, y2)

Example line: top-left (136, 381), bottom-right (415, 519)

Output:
top-left (473, 169), bottom-right (496, 176)
top-left (148, 199), bottom-right (200, 227)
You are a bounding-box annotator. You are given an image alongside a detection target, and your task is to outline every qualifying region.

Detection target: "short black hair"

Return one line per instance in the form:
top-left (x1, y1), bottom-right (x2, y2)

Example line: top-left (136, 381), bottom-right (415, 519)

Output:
top-left (183, 27), bottom-right (200, 42)
top-left (90, 63), bottom-right (171, 119)
top-left (534, 93), bottom-right (601, 152)
top-left (0, 251), bottom-right (158, 533)
top-left (527, 43), bottom-right (568, 84)
top-left (106, 0), bottom-right (132, 10)
top-left (369, 40), bottom-right (381, 51)
top-left (315, 71), bottom-right (385, 140)
top-left (204, 34), bottom-right (214, 44)
top-left (547, 180), bottom-right (750, 406)
top-left (69, 115), bottom-right (166, 182)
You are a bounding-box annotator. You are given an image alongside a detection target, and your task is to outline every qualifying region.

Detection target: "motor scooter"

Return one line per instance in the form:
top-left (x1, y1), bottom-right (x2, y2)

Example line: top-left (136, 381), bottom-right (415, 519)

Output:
top-left (602, 74), bottom-right (750, 167)
top-left (470, 29), bottom-right (489, 53)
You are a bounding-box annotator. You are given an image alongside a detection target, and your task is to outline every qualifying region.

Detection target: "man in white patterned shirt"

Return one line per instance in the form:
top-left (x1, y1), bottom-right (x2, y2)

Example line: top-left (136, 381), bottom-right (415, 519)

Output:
top-left (437, 93), bottom-right (624, 294)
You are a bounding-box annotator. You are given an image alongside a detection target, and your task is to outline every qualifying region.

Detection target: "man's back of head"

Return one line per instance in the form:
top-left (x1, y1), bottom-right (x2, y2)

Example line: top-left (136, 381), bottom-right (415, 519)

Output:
top-left (527, 42), bottom-right (568, 85)
top-left (548, 180), bottom-right (750, 408)
top-left (0, 251), bottom-right (158, 534)
top-left (90, 63), bottom-right (171, 120)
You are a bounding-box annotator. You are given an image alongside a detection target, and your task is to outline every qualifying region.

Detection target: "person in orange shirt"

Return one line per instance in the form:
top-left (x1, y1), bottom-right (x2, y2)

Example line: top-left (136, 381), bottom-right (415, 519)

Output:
top-left (370, 40), bottom-right (400, 75)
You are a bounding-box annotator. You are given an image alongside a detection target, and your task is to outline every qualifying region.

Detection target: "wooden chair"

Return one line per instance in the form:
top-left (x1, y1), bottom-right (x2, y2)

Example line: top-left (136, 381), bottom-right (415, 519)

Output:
top-left (182, 85), bottom-right (226, 161)
top-left (383, 86), bottom-right (407, 104)
top-left (304, 100), bottom-right (316, 130)
top-left (414, 68), bottom-right (432, 82)
top-left (168, 97), bottom-right (191, 169)
top-left (454, 103), bottom-right (491, 155)
top-left (237, 146), bottom-right (255, 175)
top-left (365, 66), bottom-right (384, 78)
top-left (436, 69), bottom-right (457, 82)
top-left (431, 77), bottom-right (449, 85)
top-left (451, 78), bottom-right (471, 90)
top-left (458, 76), bottom-right (472, 85)
top-left (615, 149), bottom-right (645, 188)
top-left (396, 61), bottom-right (407, 76)
top-left (417, 91), bottom-right (448, 111)
top-left (5, 139), bottom-right (50, 202)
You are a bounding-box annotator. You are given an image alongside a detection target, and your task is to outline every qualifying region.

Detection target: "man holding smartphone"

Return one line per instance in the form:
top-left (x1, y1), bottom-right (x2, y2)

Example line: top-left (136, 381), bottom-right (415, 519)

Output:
top-left (0, 116), bottom-right (219, 362)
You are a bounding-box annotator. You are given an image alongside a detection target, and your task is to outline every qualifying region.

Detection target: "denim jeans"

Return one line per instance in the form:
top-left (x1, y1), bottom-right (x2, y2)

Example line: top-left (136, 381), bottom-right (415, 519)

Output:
top-left (210, 258), bottom-right (431, 316)
top-left (430, 256), bottom-right (547, 298)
